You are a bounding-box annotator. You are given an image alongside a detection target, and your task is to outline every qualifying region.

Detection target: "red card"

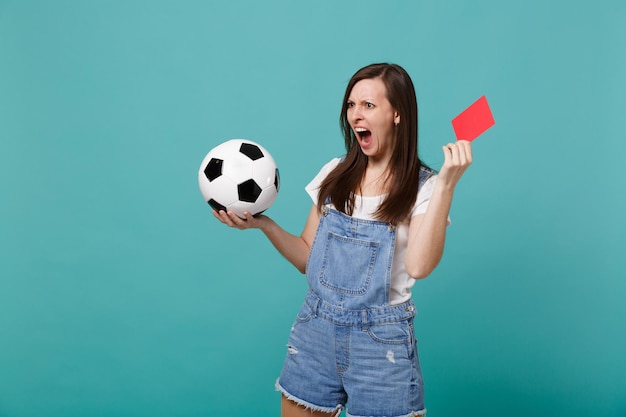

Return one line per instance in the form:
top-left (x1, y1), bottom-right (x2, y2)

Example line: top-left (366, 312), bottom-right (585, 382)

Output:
top-left (451, 95), bottom-right (495, 141)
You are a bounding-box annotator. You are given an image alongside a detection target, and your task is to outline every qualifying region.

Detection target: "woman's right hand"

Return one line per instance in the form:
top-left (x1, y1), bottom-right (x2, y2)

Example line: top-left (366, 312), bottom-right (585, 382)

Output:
top-left (212, 209), bottom-right (269, 231)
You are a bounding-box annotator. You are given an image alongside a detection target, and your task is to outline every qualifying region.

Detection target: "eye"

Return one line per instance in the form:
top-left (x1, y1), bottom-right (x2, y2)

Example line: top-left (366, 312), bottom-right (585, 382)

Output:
top-left (346, 101), bottom-right (355, 108)
top-left (366, 102), bottom-right (374, 108)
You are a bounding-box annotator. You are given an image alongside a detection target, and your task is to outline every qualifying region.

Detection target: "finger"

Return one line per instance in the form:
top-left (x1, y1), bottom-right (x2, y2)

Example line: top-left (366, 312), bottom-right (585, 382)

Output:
top-left (220, 210), bottom-right (237, 226)
top-left (442, 144), bottom-right (453, 163)
top-left (465, 142), bottom-right (474, 164)
top-left (447, 143), bottom-right (460, 164)
top-left (235, 212), bottom-right (252, 227)
top-left (213, 209), bottom-right (227, 224)
top-left (228, 211), bottom-right (251, 229)
top-left (456, 142), bottom-right (467, 166)
top-left (458, 140), bottom-right (473, 165)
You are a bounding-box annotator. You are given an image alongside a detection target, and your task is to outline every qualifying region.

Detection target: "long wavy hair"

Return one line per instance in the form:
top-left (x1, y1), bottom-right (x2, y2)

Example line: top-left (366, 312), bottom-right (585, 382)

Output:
top-left (316, 63), bottom-right (427, 224)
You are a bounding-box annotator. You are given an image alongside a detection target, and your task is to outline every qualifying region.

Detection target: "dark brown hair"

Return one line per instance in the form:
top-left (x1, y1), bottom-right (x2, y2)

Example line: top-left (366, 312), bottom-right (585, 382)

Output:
top-left (317, 63), bottom-right (427, 224)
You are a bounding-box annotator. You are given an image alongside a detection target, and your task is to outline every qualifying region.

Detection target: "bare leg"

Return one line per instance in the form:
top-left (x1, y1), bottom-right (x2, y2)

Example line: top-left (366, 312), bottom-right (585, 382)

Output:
top-left (281, 395), bottom-right (339, 417)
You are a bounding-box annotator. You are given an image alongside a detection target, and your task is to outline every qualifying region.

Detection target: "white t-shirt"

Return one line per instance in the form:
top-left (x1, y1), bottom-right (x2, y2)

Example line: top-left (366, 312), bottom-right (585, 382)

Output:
top-left (305, 157), bottom-right (444, 305)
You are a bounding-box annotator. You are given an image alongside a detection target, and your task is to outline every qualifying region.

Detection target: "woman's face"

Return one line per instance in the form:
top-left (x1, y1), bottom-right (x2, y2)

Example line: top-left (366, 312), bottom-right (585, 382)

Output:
top-left (347, 77), bottom-right (399, 164)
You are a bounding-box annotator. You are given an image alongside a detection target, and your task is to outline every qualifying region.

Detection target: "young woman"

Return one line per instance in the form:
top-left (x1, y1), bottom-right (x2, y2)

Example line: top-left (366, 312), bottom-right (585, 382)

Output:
top-left (214, 63), bottom-right (472, 417)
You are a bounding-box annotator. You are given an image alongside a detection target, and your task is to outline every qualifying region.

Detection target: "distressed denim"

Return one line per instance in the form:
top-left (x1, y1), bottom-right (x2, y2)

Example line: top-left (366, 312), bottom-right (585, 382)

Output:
top-left (277, 207), bottom-right (426, 417)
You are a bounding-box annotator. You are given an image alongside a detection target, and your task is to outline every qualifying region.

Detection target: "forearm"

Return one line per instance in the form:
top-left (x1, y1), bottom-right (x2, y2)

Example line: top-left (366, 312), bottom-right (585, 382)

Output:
top-left (406, 140), bottom-right (472, 279)
top-left (214, 204), bottom-right (319, 274)
top-left (405, 185), bottom-right (455, 279)
top-left (259, 217), bottom-right (310, 274)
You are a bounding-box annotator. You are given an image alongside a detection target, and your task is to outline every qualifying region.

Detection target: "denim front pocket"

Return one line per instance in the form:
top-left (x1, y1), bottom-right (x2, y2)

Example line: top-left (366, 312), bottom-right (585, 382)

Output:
top-left (318, 232), bottom-right (379, 295)
top-left (295, 302), bottom-right (314, 323)
top-left (366, 320), bottom-right (412, 345)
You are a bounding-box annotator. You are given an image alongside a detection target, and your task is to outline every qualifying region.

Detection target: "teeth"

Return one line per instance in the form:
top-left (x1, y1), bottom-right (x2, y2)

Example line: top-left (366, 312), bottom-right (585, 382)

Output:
top-left (355, 128), bottom-right (368, 133)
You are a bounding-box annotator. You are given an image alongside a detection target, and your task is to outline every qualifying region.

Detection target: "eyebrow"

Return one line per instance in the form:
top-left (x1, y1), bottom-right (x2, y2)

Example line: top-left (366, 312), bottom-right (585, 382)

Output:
top-left (347, 98), bottom-right (376, 103)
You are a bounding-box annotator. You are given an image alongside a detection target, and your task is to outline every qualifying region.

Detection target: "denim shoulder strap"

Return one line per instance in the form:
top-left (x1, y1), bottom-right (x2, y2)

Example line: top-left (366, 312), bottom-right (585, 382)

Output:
top-left (418, 165), bottom-right (435, 188)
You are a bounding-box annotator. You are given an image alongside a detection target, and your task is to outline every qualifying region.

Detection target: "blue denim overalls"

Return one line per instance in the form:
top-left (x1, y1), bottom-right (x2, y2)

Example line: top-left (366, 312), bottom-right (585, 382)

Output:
top-left (277, 169), bottom-right (431, 417)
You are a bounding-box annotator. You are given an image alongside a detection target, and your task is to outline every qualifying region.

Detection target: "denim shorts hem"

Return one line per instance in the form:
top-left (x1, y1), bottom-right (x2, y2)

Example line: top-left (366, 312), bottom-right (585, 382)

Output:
top-left (275, 379), bottom-right (344, 414)
top-left (346, 408), bottom-right (427, 417)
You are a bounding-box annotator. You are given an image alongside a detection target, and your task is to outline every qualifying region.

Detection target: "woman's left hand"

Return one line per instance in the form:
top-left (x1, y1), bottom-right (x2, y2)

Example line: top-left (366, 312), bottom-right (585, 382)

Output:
top-left (437, 140), bottom-right (473, 190)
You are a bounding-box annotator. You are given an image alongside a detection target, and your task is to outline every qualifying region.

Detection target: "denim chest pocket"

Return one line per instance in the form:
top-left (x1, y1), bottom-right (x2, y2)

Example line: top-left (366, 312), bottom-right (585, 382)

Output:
top-left (318, 231), bottom-right (379, 295)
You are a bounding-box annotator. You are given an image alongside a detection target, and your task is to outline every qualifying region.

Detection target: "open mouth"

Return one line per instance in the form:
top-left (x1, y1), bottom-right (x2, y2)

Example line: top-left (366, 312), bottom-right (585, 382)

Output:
top-left (355, 128), bottom-right (372, 144)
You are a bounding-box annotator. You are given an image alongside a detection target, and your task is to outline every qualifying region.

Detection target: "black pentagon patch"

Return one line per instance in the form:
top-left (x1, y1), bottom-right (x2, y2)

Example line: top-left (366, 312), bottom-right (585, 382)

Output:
top-left (274, 168), bottom-right (280, 191)
top-left (207, 199), bottom-right (226, 212)
top-left (238, 179), bottom-right (262, 203)
top-left (204, 158), bottom-right (223, 182)
top-left (239, 143), bottom-right (264, 161)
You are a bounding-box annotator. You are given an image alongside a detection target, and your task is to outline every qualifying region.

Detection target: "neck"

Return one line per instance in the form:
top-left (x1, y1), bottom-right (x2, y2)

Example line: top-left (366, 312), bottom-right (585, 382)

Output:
top-left (360, 165), bottom-right (390, 196)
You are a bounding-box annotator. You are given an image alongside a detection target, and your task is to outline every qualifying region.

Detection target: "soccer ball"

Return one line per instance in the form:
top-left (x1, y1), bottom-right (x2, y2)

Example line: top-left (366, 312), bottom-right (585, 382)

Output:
top-left (198, 139), bottom-right (280, 218)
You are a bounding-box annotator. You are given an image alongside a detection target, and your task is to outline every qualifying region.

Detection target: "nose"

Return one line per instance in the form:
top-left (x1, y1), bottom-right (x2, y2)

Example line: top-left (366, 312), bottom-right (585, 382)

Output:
top-left (349, 104), bottom-right (363, 123)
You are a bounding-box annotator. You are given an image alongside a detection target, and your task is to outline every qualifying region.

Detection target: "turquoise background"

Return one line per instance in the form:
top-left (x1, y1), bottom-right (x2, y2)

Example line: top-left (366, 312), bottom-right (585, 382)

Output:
top-left (1, 0), bottom-right (625, 416)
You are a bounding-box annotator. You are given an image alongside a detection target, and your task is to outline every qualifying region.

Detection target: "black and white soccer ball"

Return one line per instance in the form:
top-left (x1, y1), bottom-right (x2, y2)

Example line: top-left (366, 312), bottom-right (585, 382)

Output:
top-left (198, 139), bottom-right (280, 218)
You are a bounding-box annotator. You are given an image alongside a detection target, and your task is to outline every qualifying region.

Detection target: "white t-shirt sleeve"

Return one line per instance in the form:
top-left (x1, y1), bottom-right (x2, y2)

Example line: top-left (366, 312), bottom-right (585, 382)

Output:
top-left (305, 158), bottom-right (341, 205)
